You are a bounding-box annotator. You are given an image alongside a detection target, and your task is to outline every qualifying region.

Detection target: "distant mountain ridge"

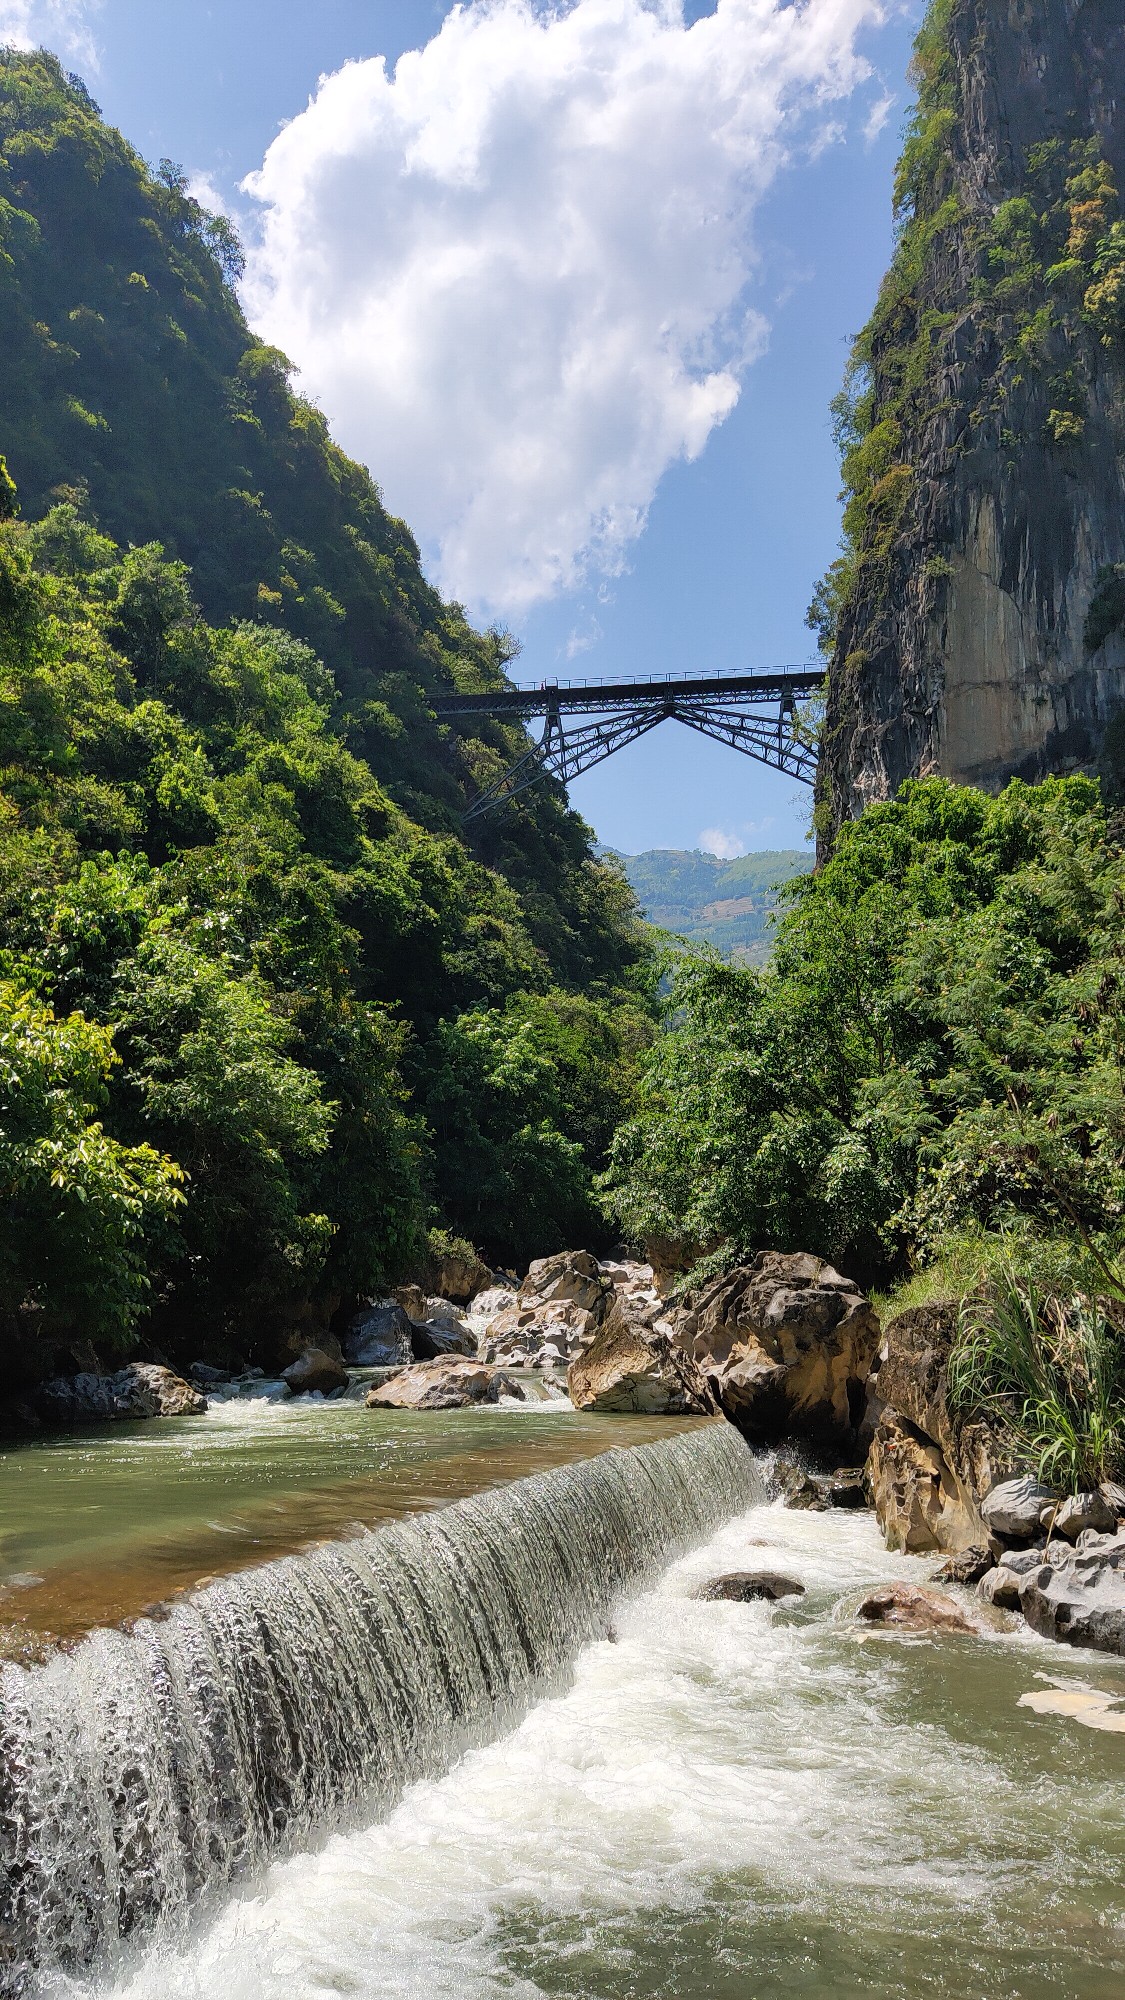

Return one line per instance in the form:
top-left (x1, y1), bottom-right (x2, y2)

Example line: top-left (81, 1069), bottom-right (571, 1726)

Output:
top-left (618, 848), bottom-right (811, 964)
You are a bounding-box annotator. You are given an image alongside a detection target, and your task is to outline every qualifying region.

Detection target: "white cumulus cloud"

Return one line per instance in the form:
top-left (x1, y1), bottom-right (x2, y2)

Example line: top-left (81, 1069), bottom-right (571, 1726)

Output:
top-left (0, 0), bottom-right (98, 66)
top-left (244, 0), bottom-right (884, 615)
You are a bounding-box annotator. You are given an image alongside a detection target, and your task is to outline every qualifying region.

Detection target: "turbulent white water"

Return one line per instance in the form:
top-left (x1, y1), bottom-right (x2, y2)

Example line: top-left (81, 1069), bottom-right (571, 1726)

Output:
top-left (0, 1425), bottom-right (758, 1993)
top-left (50, 1484), bottom-right (1125, 2000)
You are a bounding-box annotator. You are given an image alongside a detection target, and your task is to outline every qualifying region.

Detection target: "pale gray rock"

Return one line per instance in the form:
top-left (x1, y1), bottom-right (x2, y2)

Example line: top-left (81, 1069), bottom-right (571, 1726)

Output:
top-left (978, 1566), bottom-right (1025, 1610)
top-left (1019, 1540), bottom-right (1125, 1657)
top-left (38, 1363), bottom-right (207, 1423)
top-left (366, 1357), bottom-right (510, 1411)
top-left (981, 1475), bottom-right (1059, 1541)
top-left (1051, 1490), bottom-right (1118, 1541)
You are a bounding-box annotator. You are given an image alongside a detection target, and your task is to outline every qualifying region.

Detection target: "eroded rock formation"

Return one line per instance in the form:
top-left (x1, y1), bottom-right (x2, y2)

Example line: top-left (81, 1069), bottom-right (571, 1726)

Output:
top-left (819, 0), bottom-right (1125, 836)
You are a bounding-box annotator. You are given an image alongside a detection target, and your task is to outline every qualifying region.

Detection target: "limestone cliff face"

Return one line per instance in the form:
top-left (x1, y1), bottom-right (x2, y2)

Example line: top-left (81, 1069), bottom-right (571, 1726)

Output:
top-left (818, 0), bottom-right (1125, 838)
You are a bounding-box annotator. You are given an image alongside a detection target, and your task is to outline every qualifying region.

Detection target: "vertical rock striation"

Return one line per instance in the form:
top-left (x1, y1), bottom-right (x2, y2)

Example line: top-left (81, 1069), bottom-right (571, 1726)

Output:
top-left (817, 0), bottom-right (1125, 839)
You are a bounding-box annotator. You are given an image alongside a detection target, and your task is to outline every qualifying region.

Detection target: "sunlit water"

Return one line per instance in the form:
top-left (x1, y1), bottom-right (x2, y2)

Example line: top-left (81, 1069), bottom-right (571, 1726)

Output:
top-left (0, 1391), bottom-right (702, 1652)
top-left (52, 1494), bottom-right (1125, 2000)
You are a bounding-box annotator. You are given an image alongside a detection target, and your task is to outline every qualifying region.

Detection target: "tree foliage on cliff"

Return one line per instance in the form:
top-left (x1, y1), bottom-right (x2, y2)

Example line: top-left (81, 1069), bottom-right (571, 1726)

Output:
top-left (605, 776), bottom-right (1125, 1283)
top-left (0, 51), bottom-right (654, 1363)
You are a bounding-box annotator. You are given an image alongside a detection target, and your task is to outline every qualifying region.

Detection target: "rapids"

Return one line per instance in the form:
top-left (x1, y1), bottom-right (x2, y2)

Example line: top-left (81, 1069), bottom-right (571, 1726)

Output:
top-left (0, 1424), bottom-right (759, 1990)
top-left (62, 1489), bottom-right (1125, 2000)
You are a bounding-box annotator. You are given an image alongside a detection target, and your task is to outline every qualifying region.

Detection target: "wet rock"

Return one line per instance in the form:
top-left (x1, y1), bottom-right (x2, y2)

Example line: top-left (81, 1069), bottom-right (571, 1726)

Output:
top-left (1018, 1539), bottom-right (1125, 1657)
top-left (568, 1302), bottom-right (718, 1416)
top-left (982, 1475), bottom-right (1059, 1542)
top-left (698, 1571), bottom-right (806, 1602)
top-left (1051, 1491), bottom-right (1118, 1542)
top-left (936, 1545), bottom-right (994, 1586)
top-left (365, 1356), bottom-right (510, 1411)
top-left (188, 1362), bottom-right (229, 1385)
top-left (38, 1363), bottom-right (207, 1423)
top-left (978, 1565), bottom-right (1025, 1610)
top-left (685, 1253), bottom-right (879, 1446)
top-left (343, 1302), bottom-right (414, 1367)
top-left (772, 1454), bottom-right (867, 1511)
top-left (281, 1348), bottom-right (348, 1395)
top-left (855, 1582), bottom-right (981, 1635)
top-left (408, 1299), bottom-right (476, 1359)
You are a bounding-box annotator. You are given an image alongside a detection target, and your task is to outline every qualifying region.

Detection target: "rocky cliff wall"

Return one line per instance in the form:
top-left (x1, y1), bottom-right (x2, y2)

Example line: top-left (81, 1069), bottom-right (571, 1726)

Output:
top-left (817, 0), bottom-right (1125, 840)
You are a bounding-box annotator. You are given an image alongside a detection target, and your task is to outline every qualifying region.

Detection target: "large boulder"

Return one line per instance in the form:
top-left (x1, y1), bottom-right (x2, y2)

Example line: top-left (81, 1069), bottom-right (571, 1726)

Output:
top-left (567, 1302), bottom-right (718, 1415)
top-left (682, 1253), bottom-right (879, 1445)
top-left (366, 1357), bottom-right (513, 1411)
top-left (981, 1474), bottom-right (1058, 1542)
top-left (281, 1348), bottom-right (348, 1395)
top-left (1052, 1490), bottom-right (1117, 1541)
top-left (343, 1302), bottom-right (415, 1367)
top-left (38, 1363), bottom-right (207, 1423)
top-left (863, 1303), bottom-right (1006, 1555)
top-left (479, 1253), bottom-right (615, 1369)
top-left (522, 1250), bottom-right (613, 1316)
top-left (855, 1582), bottom-right (982, 1635)
top-left (867, 1409), bottom-right (984, 1554)
top-left (407, 1298), bottom-right (476, 1358)
top-left (431, 1244), bottom-right (491, 1304)
top-left (1018, 1537), bottom-right (1125, 1657)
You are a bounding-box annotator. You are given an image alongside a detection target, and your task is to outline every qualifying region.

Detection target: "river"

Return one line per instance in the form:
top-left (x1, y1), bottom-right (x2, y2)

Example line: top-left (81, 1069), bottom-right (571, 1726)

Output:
top-left (3, 1408), bottom-right (1125, 1998)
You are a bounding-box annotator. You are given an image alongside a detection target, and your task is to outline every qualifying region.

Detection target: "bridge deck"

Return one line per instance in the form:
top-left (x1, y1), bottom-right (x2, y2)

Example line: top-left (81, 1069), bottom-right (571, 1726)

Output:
top-left (433, 666), bottom-right (822, 717)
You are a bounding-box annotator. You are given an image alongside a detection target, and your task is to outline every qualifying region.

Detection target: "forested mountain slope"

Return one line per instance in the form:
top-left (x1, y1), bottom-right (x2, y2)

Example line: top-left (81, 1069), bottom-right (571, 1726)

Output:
top-left (813, 0), bottom-right (1125, 842)
top-left (0, 49), bottom-right (653, 1381)
top-left (619, 849), bottom-right (809, 964)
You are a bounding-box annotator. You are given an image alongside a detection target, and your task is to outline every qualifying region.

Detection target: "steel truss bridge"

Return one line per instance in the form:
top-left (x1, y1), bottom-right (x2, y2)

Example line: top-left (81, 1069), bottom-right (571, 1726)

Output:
top-left (433, 666), bottom-right (825, 821)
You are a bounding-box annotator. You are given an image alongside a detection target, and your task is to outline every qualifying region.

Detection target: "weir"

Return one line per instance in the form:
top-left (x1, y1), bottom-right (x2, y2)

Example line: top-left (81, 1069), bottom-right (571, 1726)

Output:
top-left (0, 1423), bottom-right (760, 1991)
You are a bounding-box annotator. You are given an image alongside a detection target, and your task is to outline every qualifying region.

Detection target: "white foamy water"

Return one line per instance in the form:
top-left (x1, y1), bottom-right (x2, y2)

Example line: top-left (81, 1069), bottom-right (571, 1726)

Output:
top-left (62, 1498), bottom-right (1125, 2000)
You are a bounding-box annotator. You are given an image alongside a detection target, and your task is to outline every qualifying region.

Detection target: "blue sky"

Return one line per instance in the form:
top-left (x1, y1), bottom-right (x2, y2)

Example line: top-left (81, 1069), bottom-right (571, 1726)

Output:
top-left (10, 0), bottom-right (923, 855)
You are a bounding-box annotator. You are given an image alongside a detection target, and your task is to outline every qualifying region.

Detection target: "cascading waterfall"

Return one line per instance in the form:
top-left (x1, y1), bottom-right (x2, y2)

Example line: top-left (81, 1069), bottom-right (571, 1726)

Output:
top-left (0, 1423), bottom-right (760, 1993)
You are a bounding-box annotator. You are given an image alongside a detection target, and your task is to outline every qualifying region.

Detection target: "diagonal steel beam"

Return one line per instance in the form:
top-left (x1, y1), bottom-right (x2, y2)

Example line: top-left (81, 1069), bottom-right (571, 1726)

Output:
top-left (455, 671), bottom-right (822, 820)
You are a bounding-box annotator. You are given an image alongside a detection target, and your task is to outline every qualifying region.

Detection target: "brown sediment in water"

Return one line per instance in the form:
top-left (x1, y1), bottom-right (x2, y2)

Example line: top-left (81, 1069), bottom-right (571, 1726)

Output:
top-left (0, 1407), bottom-right (711, 1658)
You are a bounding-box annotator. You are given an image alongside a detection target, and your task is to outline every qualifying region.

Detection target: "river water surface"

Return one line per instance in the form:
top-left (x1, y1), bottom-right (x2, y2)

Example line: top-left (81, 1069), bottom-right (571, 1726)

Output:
top-left (0, 1390), bottom-right (705, 1652)
top-left (50, 1486), bottom-right (1125, 2000)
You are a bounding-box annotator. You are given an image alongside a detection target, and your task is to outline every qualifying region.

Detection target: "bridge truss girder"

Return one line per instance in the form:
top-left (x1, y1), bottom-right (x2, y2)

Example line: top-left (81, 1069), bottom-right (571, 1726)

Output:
top-left (460, 689), bottom-right (818, 823)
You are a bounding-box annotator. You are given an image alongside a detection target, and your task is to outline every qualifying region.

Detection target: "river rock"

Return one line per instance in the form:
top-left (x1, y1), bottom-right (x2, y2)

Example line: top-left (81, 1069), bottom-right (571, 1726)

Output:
top-left (867, 1410), bottom-right (980, 1554)
top-left (1051, 1490), bottom-right (1118, 1542)
top-left (936, 1545), bottom-right (994, 1586)
top-left (408, 1298), bottom-right (476, 1358)
top-left (772, 1454), bottom-right (867, 1510)
top-left (567, 1302), bottom-right (718, 1415)
top-left (365, 1357), bottom-right (510, 1410)
top-left (343, 1302), bottom-right (415, 1367)
top-left (982, 1475), bottom-right (1059, 1542)
top-left (189, 1362), bottom-right (229, 1385)
top-left (38, 1363), bottom-right (207, 1423)
top-left (682, 1253), bottom-right (879, 1445)
top-left (855, 1582), bottom-right (981, 1635)
top-left (281, 1348), bottom-right (348, 1395)
top-left (864, 1304), bottom-right (1002, 1555)
top-left (431, 1244), bottom-right (491, 1304)
top-left (523, 1250), bottom-right (614, 1317)
top-left (1018, 1539), bottom-right (1125, 1656)
top-left (698, 1571), bottom-right (805, 1602)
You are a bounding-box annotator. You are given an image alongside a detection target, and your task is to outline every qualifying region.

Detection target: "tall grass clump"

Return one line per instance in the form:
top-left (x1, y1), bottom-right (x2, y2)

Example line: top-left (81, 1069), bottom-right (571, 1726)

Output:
top-left (948, 1261), bottom-right (1125, 1490)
